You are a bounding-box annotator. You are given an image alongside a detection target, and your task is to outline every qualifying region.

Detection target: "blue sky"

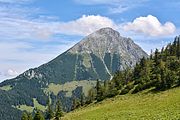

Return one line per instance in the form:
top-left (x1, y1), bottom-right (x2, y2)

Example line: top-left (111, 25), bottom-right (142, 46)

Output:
top-left (0, 0), bottom-right (179, 81)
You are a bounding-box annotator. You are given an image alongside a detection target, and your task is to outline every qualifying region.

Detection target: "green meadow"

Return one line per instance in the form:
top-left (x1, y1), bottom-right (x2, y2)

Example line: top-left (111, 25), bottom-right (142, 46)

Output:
top-left (62, 87), bottom-right (180, 120)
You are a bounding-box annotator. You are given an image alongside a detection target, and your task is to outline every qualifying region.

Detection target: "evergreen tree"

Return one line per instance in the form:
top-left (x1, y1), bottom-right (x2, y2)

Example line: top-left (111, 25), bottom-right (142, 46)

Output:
top-left (55, 100), bottom-right (63, 120)
top-left (87, 88), bottom-right (96, 104)
top-left (96, 79), bottom-right (104, 101)
top-left (165, 70), bottom-right (173, 89)
top-left (103, 80), bottom-right (109, 96)
top-left (71, 97), bottom-right (80, 111)
top-left (33, 110), bottom-right (45, 120)
top-left (21, 112), bottom-right (33, 120)
top-left (80, 93), bottom-right (85, 106)
top-left (45, 98), bottom-right (54, 120)
top-left (155, 74), bottom-right (162, 90)
top-left (21, 112), bottom-right (28, 120)
top-left (177, 37), bottom-right (180, 59)
top-left (27, 113), bottom-right (33, 120)
top-left (154, 48), bottom-right (160, 65)
top-left (113, 71), bottom-right (125, 89)
top-left (133, 63), bottom-right (141, 84)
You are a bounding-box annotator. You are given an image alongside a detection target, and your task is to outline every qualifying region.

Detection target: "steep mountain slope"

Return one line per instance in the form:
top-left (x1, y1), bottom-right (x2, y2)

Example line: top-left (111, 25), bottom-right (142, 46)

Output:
top-left (0, 27), bottom-right (148, 120)
top-left (31, 27), bottom-right (147, 84)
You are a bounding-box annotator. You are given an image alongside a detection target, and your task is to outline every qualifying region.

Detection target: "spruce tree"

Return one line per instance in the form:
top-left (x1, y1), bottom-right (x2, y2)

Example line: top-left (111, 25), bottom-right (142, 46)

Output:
top-left (87, 88), bottom-right (96, 104)
top-left (33, 110), bottom-right (45, 120)
top-left (177, 37), bottom-right (180, 59)
top-left (80, 93), bottom-right (85, 106)
top-left (55, 100), bottom-right (63, 120)
top-left (96, 79), bottom-right (104, 101)
top-left (21, 112), bottom-right (28, 120)
top-left (155, 74), bottom-right (162, 90)
top-left (27, 113), bottom-right (33, 120)
top-left (71, 97), bottom-right (80, 111)
top-left (45, 98), bottom-right (54, 120)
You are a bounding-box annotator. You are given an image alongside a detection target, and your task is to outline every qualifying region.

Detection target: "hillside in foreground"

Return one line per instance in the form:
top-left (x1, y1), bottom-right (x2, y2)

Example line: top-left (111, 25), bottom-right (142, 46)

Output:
top-left (62, 87), bottom-right (180, 120)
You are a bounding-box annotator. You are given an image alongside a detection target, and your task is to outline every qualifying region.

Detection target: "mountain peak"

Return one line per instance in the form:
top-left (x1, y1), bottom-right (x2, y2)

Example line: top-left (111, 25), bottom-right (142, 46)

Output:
top-left (95, 27), bottom-right (120, 37)
top-left (68, 27), bottom-right (122, 54)
top-left (68, 27), bottom-right (146, 58)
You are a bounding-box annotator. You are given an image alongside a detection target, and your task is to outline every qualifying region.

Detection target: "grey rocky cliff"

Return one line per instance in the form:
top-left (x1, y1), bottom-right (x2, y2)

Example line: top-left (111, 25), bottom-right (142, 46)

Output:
top-left (68, 27), bottom-right (148, 70)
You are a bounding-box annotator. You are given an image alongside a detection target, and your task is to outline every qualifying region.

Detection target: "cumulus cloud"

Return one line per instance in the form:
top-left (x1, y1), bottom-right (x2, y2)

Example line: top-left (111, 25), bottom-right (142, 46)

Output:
top-left (0, 15), bottom-right (117, 41)
top-left (123, 15), bottom-right (176, 37)
top-left (58, 15), bottom-right (117, 36)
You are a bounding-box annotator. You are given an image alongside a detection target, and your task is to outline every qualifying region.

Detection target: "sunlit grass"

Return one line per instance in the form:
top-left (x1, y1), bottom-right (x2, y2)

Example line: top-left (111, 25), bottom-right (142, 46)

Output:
top-left (14, 98), bottom-right (46, 113)
top-left (0, 85), bottom-right (12, 91)
top-left (62, 87), bottom-right (180, 120)
top-left (44, 80), bottom-right (96, 97)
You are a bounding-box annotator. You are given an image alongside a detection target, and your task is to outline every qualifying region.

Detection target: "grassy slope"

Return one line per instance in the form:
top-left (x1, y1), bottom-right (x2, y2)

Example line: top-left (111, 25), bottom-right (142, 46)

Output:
top-left (62, 87), bottom-right (180, 120)
top-left (14, 98), bottom-right (46, 113)
top-left (44, 80), bottom-right (96, 97)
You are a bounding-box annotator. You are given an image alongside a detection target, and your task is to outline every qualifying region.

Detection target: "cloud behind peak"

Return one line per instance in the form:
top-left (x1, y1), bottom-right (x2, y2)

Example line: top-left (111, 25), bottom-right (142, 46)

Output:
top-left (123, 15), bottom-right (176, 37)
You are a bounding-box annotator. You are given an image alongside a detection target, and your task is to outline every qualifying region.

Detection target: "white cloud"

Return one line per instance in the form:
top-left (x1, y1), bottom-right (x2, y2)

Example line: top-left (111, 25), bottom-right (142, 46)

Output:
top-left (0, 69), bottom-right (18, 82)
top-left (7, 69), bottom-right (18, 76)
top-left (123, 15), bottom-right (176, 37)
top-left (58, 15), bottom-right (117, 36)
top-left (0, 15), bottom-right (117, 41)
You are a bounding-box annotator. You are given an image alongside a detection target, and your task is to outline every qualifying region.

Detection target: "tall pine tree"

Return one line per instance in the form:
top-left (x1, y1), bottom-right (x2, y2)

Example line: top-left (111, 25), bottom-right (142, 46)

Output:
top-left (55, 100), bottom-right (63, 120)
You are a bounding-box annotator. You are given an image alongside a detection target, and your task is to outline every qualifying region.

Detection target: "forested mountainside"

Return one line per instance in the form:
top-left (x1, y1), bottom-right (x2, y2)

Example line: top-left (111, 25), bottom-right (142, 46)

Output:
top-left (20, 35), bottom-right (180, 120)
top-left (0, 28), bottom-right (147, 120)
